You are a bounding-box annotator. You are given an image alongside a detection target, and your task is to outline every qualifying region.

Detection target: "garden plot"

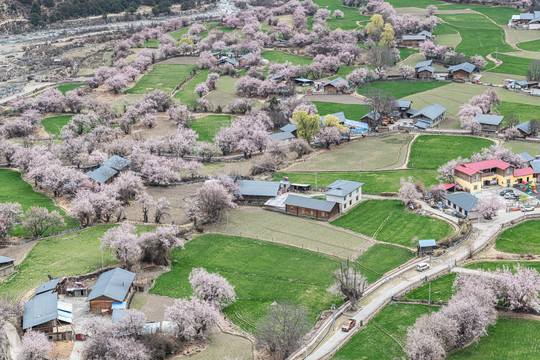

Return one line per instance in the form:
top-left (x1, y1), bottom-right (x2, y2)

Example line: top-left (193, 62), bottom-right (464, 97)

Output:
top-left (490, 54), bottom-right (533, 76)
top-left (495, 220), bottom-right (540, 255)
top-left (125, 64), bottom-right (197, 94)
top-left (313, 101), bottom-right (369, 120)
top-left (211, 206), bottom-right (371, 258)
top-left (356, 244), bottom-right (413, 283)
top-left (173, 69), bottom-right (210, 109)
top-left (42, 115), bottom-right (73, 136)
top-left (189, 115), bottom-right (232, 142)
top-left (357, 81), bottom-right (450, 100)
top-left (505, 141), bottom-right (540, 156)
top-left (261, 50), bottom-right (313, 65)
top-left (287, 134), bottom-right (413, 172)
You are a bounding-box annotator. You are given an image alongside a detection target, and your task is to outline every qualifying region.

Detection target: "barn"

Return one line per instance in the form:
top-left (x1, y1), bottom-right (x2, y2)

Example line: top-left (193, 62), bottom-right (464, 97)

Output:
top-left (284, 194), bottom-right (339, 221)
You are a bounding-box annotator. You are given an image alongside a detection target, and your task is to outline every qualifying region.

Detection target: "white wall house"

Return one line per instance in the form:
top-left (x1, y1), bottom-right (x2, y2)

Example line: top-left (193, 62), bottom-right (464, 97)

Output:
top-left (325, 180), bottom-right (364, 212)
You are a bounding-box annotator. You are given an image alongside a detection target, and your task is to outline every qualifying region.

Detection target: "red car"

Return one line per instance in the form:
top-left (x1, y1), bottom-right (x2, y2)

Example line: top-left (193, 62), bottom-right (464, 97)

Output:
top-left (342, 319), bottom-right (356, 332)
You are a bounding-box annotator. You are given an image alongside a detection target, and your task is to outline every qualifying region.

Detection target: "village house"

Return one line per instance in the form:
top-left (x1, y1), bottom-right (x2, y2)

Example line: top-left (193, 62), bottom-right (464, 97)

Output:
top-left (401, 34), bottom-right (427, 46)
top-left (284, 195), bottom-right (340, 221)
top-left (86, 268), bottom-right (135, 314)
top-left (444, 193), bottom-right (480, 220)
top-left (269, 131), bottom-right (295, 142)
top-left (395, 100), bottom-right (412, 117)
top-left (414, 60), bottom-right (434, 78)
top-left (411, 103), bottom-right (447, 128)
top-left (23, 291), bottom-right (74, 341)
top-left (237, 52), bottom-right (254, 67)
top-left (361, 111), bottom-right (382, 128)
top-left (417, 239), bottom-right (437, 254)
top-left (35, 278), bottom-right (63, 296)
top-left (269, 73), bottom-right (286, 82)
top-left (294, 78), bottom-right (313, 87)
top-left (0, 255), bottom-right (15, 276)
top-left (509, 11), bottom-right (540, 29)
top-left (235, 180), bottom-right (282, 204)
top-left (418, 30), bottom-right (433, 39)
top-left (324, 180), bottom-right (364, 212)
top-left (322, 77), bottom-right (349, 93)
top-left (280, 124), bottom-right (297, 137)
top-left (475, 114), bottom-right (504, 132)
top-left (514, 121), bottom-right (537, 137)
top-left (447, 62), bottom-right (476, 80)
top-left (320, 112), bottom-right (348, 126)
top-left (86, 155), bottom-right (132, 185)
top-left (518, 152), bottom-right (535, 164)
top-left (531, 158), bottom-right (540, 181)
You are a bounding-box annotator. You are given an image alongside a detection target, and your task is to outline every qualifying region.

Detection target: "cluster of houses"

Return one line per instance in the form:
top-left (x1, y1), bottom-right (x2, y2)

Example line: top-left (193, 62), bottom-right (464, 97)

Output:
top-left (211, 51), bottom-right (258, 68)
top-left (414, 59), bottom-right (478, 81)
top-left (400, 30), bottom-right (433, 46)
top-left (509, 11), bottom-right (540, 29)
top-left (360, 100), bottom-right (447, 130)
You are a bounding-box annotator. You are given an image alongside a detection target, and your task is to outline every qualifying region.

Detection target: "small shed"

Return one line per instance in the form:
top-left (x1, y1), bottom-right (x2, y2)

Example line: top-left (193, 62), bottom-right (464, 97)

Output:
top-left (418, 239), bottom-right (437, 254)
top-left (323, 77), bottom-right (349, 93)
top-left (0, 255), bottom-right (15, 276)
top-left (475, 114), bottom-right (503, 132)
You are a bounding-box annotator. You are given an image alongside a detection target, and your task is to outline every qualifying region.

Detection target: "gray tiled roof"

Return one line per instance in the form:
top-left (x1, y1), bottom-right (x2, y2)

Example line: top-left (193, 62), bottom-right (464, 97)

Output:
top-left (325, 180), bottom-right (364, 197)
top-left (321, 112), bottom-right (348, 124)
top-left (361, 111), bottom-right (381, 121)
top-left (102, 155), bottom-right (131, 171)
top-left (270, 73), bottom-right (286, 80)
top-left (0, 255), bottom-right (15, 264)
top-left (414, 60), bottom-right (433, 69)
top-left (415, 121), bottom-right (430, 129)
top-left (444, 193), bottom-right (478, 212)
top-left (269, 132), bottom-right (294, 141)
top-left (326, 77), bottom-right (349, 87)
top-left (396, 100), bottom-right (412, 109)
top-left (284, 195), bottom-right (337, 212)
top-left (407, 109), bottom-right (419, 116)
top-left (518, 152), bottom-right (535, 163)
top-left (413, 103), bottom-right (447, 121)
top-left (448, 62), bottom-right (476, 74)
top-left (35, 278), bottom-right (60, 296)
top-left (402, 35), bottom-right (426, 41)
top-left (23, 291), bottom-right (58, 329)
top-left (280, 124), bottom-right (297, 133)
top-left (475, 114), bottom-right (504, 126)
top-left (417, 66), bottom-right (435, 74)
top-left (86, 268), bottom-right (135, 302)
top-left (515, 121), bottom-right (533, 135)
top-left (236, 180), bottom-right (281, 197)
top-left (86, 165), bottom-right (118, 184)
top-left (531, 159), bottom-right (540, 174)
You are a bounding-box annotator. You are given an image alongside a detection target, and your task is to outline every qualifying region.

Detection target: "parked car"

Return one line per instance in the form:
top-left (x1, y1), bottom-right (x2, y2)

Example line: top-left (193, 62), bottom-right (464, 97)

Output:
top-left (504, 192), bottom-right (518, 200)
top-left (500, 189), bottom-right (513, 196)
top-left (521, 205), bottom-right (534, 212)
top-left (342, 319), bottom-right (357, 332)
top-left (416, 263), bottom-right (430, 272)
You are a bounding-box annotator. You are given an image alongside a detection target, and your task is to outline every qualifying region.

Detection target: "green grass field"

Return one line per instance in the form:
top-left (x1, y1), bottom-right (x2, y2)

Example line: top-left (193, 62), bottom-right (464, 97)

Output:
top-left (516, 39), bottom-right (540, 51)
top-left (143, 27), bottom-right (191, 47)
top-left (125, 64), bottom-right (197, 94)
top-left (449, 317), bottom-right (540, 359)
top-left (469, 6), bottom-right (520, 25)
top-left (173, 69), bottom-right (210, 109)
top-left (331, 200), bottom-right (453, 247)
top-left (356, 244), bottom-right (413, 283)
top-left (204, 75), bottom-right (240, 109)
top-left (151, 234), bottom-right (342, 331)
top-left (357, 81), bottom-right (450, 99)
top-left (0, 225), bottom-right (155, 299)
top-left (333, 303), bottom-right (436, 360)
top-left (408, 135), bottom-right (494, 170)
top-left (405, 273), bottom-right (457, 302)
top-left (41, 115), bottom-right (73, 136)
top-left (496, 220), bottom-right (540, 255)
top-left (433, 22), bottom-right (459, 36)
top-left (313, 101), bottom-right (369, 120)
top-left (271, 170), bottom-right (440, 194)
top-left (0, 169), bottom-right (79, 237)
top-left (189, 115), bottom-right (232, 142)
top-left (399, 48), bottom-right (419, 61)
top-left (506, 141), bottom-right (540, 156)
top-left (56, 83), bottom-right (85, 95)
top-left (494, 102), bottom-right (540, 124)
top-left (467, 261), bottom-right (540, 273)
top-left (490, 54), bottom-right (533, 76)
top-left (261, 50), bottom-right (313, 65)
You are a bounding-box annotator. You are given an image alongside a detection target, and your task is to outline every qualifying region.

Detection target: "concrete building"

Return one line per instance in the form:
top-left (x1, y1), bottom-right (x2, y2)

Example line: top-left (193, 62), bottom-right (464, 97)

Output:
top-left (325, 180), bottom-right (364, 212)
top-left (444, 193), bottom-right (479, 219)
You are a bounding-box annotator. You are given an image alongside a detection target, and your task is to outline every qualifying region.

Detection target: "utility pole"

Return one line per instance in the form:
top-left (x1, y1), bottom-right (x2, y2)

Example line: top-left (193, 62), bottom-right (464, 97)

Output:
top-left (331, 304), bottom-right (336, 330)
top-left (429, 281), bottom-right (431, 304)
top-left (101, 246), bottom-right (104, 269)
top-left (226, 213), bottom-right (230, 233)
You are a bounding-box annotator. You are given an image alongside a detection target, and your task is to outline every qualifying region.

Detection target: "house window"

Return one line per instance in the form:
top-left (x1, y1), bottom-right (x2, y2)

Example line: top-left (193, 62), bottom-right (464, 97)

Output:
top-left (290, 207), bottom-right (294, 211)
top-left (507, 168), bottom-right (512, 174)
top-left (310, 210), bottom-right (314, 215)
top-left (474, 174), bottom-right (479, 180)
top-left (301, 209), bottom-right (305, 213)
top-left (349, 200), bottom-right (352, 205)
top-left (344, 204), bottom-right (347, 209)
top-left (474, 185), bottom-right (478, 190)
top-left (356, 196), bottom-right (359, 201)
top-left (507, 180), bottom-right (510, 185)
top-left (321, 212), bottom-right (325, 216)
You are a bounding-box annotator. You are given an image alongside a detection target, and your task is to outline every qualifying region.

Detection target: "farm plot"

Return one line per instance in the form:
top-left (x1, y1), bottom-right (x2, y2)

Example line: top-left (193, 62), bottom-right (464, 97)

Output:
top-left (0, 225), bottom-right (154, 299)
top-left (357, 81), bottom-right (450, 99)
top-left (496, 221), bottom-right (540, 254)
top-left (261, 50), bottom-right (313, 65)
top-left (287, 134), bottom-right (413, 172)
top-left (56, 83), bottom-right (85, 95)
top-left (143, 27), bottom-right (190, 48)
top-left (173, 69), bottom-right (210, 109)
top-left (436, 33), bottom-right (461, 47)
top-left (331, 200), bottom-right (454, 247)
top-left (490, 54), bottom-right (533, 76)
top-left (189, 115), bottom-right (232, 142)
top-left (333, 303), bottom-right (436, 360)
top-left (0, 169), bottom-right (79, 237)
top-left (125, 64), bottom-right (197, 94)
top-left (356, 244), bottom-right (413, 283)
top-left (204, 75), bottom-right (242, 110)
top-left (407, 135), bottom-right (494, 170)
top-left (42, 115), bottom-right (73, 136)
top-left (271, 170), bottom-right (440, 194)
top-left (516, 39), bottom-right (540, 51)
top-left (150, 234), bottom-right (342, 331)
top-left (494, 102), bottom-right (540, 125)
top-left (312, 101), bottom-right (369, 120)
top-left (211, 206), bottom-right (370, 258)
top-left (505, 141), bottom-right (540, 156)
top-left (480, 72), bottom-right (526, 85)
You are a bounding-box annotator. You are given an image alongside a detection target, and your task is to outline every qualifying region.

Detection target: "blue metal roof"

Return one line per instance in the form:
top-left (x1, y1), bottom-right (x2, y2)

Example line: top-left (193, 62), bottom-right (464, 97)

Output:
top-left (86, 268), bottom-right (136, 302)
top-left (414, 60), bottom-right (433, 69)
top-left (515, 121), bottom-right (533, 135)
top-left (418, 66), bottom-right (435, 73)
top-left (402, 35), bottom-right (426, 41)
top-left (23, 291), bottom-right (58, 329)
top-left (236, 180), bottom-right (281, 197)
top-left (35, 278), bottom-right (60, 296)
top-left (0, 255), bottom-right (15, 264)
top-left (448, 62), bottom-right (475, 74)
top-left (270, 73), bottom-right (286, 80)
top-left (326, 77), bottom-right (350, 87)
top-left (413, 104), bottom-right (447, 121)
top-left (418, 239), bottom-right (436, 248)
top-left (475, 114), bottom-right (503, 126)
top-left (518, 152), bottom-right (535, 163)
top-left (269, 132), bottom-right (294, 141)
top-left (321, 112), bottom-right (349, 124)
top-left (280, 124), bottom-right (297, 133)
top-left (102, 155), bottom-right (131, 171)
top-left (325, 180), bottom-right (364, 197)
top-left (284, 195), bottom-right (337, 212)
top-left (86, 165), bottom-right (118, 184)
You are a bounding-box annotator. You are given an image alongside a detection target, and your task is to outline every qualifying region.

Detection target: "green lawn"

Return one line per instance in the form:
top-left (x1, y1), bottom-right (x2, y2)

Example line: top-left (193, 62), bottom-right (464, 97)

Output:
top-left (271, 170), bottom-right (440, 194)
top-left (470, 6), bottom-right (520, 26)
top-left (433, 23), bottom-right (458, 36)
top-left (333, 303), bottom-right (436, 360)
top-left (151, 234), bottom-right (342, 332)
top-left (125, 64), bottom-right (197, 94)
top-left (189, 115), bottom-right (232, 142)
top-left (173, 70), bottom-right (210, 109)
top-left (41, 115), bottom-right (73, 136)
top-left (516, 39), bottom-right (540, 52)
top-left (408, 135), bottom-right (494, 170)
top-left (449, 317), bottom-right (540, 359)
top-left (0, 169), bottom-right (79, 237)
top-left (56, 83), bottom-right (85, 95)
top-left (490, 54), bottom-right (533, 76)
top-left (496, 220), bottom-right (540, 255)
top-left (494, 102), bottom-right (540, 125)
top-left (405, 273), bottom-right (457, 302)
top-left (313, 101), bottom-right (369, 121)
top-left (143, 27), bottom-right (191, 47)
top-left (0, 225), bottom-right (154, 299)
top-left (261, 50), bottom-right (313, 66)
top-left (356, 244), bottom-right (413, 283)
top-left (331, 200), bottom-right (453, 247)
top-left (357, 81), bottom-right (450, 99)
top-left (399, 48), bottom-right (419, 61)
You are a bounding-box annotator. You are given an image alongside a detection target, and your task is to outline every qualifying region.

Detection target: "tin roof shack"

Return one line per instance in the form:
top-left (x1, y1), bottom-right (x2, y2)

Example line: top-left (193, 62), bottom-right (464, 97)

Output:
top-left (0, 255), bottom-right (15, 277)
top-left (86, 268), bottom-right (135, 314)
top-left (23, 291), bottom-right (73, 341)
top-left (418, 239), bottom-right (437, 254)
top-left (235, 180), bottom-right (281, 204)
top-left (284, 195), bottom-right (339, 221)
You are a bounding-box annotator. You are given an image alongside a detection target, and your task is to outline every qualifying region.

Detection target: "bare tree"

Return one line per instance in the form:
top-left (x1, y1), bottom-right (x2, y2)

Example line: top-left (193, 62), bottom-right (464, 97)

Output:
top-left (366, 46), bottom-right (398, 73)
top-left (364, 88), bottom-right (396, 127)
top-left (331, 260), bottom-right (367, 311)
top-left (526, 60), bottom-right (540, 81)
top-left (254, 302), bottom-right (310, 359)
top-left (529, 119), bottom-right (539, 135)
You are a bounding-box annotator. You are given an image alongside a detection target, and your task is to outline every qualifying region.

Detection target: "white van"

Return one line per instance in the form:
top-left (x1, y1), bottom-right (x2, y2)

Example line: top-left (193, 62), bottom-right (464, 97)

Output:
top-left (416, 263), bottom-right (430, 272)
